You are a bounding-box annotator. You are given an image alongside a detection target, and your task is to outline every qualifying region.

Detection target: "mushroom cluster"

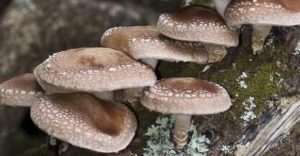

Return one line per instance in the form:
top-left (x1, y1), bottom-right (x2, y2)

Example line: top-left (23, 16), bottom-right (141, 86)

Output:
top-left (0, 48), bottom-right (156, 153)
top-left (2, 0), bottom-right (298, 154)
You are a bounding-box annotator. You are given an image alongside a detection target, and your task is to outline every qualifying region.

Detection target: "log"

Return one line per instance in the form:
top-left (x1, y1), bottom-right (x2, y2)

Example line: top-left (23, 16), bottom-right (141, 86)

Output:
top-left (235, 96), bottom-right (300, 155)
top-left (0, 0), bottom-right (300, 155)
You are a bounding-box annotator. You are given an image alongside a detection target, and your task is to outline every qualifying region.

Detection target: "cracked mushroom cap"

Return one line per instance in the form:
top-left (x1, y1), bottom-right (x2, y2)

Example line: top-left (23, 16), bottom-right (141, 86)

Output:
top-left (0, 73), bottom-right (43, 107)
top-left (30, 93), bottom-right (137, 153)
top-left (141, 78), bottom-right (232, 115)
top-left (225, 0), bottom-right (300, 27)
top-left (101, 26), bottom-right (209, 64)
top-left (33, 48), bottom-right (156, 93)
top-left (157, 5), bottom-right (238, 47)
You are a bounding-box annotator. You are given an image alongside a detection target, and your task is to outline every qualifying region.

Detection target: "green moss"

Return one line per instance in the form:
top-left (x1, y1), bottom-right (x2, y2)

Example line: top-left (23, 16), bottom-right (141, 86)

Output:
top-left (191, 0), bottom-right (213, 6)
top-left (159, 42), bottom-right (291, 123)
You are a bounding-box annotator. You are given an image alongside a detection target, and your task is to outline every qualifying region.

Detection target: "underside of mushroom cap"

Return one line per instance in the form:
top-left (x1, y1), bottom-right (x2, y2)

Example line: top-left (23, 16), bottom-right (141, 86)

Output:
top-left (30, 93), bottom-right (137, 153)
top-left (141, 77), bottom-right (232, 115)
top-left (101, 26), bottom-right (209, 64)
top-left (225, 0), bottom-right (300, 27)
top-left (0, 73), bottom-right (43, 107)
top-left (157, 5), bottom-right (239, 47)
top-left (33, 48), bottom-right (156, 93)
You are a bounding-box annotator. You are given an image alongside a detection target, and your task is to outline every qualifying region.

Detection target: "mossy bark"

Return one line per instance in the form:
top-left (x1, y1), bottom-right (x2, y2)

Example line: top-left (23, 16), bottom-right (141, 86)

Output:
top-left (1, 0), bottom-right (300, 155)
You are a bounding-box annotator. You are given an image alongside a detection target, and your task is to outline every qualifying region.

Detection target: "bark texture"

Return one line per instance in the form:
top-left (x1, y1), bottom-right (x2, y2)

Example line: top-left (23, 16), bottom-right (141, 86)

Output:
top-left (0, 0), bottom-right (299, 156)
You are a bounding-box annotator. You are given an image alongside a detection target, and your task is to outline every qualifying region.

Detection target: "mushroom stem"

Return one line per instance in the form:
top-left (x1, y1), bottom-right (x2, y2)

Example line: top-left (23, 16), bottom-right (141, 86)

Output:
top-left (203, 44), bottom-right (227, 63)
top-left (213, 0), bottom-right (232, 17)
top-left (124, 88), bottom-right (144, 104)
top-left (140, 58), bottom-right (158, 69)
top-left (173, 114), bottom-right (192, 149)
top-left (252, 25), bottom-right (272, 54)
top-left (93, 91), bottom-right (114, 101)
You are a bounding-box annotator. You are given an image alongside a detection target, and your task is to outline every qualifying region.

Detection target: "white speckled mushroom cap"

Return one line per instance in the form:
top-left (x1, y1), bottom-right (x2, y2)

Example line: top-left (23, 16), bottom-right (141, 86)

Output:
top-left (33, 48), bottom-right (156, 93)
top-left (141, 78), bottom-right (232, 115)
top-left (101, 26), bottom-right (209, 64)
top-left (157, 5), bottom-right (239, 47)
top-left (0, 73), bottom-right (43, 107)
top-left (30, 93), bottom-right (137, 153)
top-left (225, 0), bottom-right (300, 27)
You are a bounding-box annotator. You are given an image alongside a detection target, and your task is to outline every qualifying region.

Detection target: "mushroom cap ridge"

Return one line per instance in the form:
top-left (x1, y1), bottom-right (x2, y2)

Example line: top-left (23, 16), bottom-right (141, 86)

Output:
top-left (225, 0), bottom-right (300, 27)
top-left (34, 48), bottom-right (156, 93)
top-left (30, 93), bottom-right (137, 153)
top-left (101, 26), bottom-right (209, 64)
top-left (141, 78), bottom-right (232, 115)
top-left (0, 73), bottom-right (43, 107)
top-left (157, 5), bottom-right (238, 47)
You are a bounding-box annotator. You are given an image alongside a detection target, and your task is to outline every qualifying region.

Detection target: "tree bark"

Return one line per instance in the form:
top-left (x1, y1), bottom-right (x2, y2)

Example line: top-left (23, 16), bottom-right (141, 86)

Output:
top-left (0, 0), bottom-right (300, 156)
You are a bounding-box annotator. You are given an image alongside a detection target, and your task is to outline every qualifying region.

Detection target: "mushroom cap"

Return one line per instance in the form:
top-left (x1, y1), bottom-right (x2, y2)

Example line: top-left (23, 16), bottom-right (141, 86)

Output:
top-left (101, 26), bottom-right (209, 64)
top-left (278, 0), bottom-right (300, 12)
top-left (0, 73), bottom-right (43, 107)
top-left (30, 93), bottom-right (137, 153)
top-left (157, 5), bottom-right (238, 47)
top-left (141, 78), bottom-right (232, 115)
top-left (33, 48), bottom-right (156, 93)
top-left (225, 0), bottom-right (300, 27)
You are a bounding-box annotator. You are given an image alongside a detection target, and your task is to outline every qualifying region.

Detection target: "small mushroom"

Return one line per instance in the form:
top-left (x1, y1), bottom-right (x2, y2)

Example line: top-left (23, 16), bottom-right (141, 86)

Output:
top-left (0, 73), bottom-right (43, 107)
top-left (30, 93), bottom-right (137, 153)
top-left (101, 26), bottom-right (212, 68)
top-left (140, 78), bottom-right (232, 148)
top-left (225, 0), bottom-right (300, 53)
top-left (157, 5), bottom-right (239, 56)
top-left (33, 48), bottom-right (156, 100)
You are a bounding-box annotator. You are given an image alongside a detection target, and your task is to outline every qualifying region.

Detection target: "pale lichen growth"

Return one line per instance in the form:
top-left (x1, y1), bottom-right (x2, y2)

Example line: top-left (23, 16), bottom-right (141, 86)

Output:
top-left (240, 97), bottom-right (257, 123)
top-left (143, 116), bottom-right (210, 156)
top-left (220, 145), bottom-right (232, 154)
top-left (236, 72), bottom-right (248, 89)
top-left (292, 42), bottom-right (300, 55)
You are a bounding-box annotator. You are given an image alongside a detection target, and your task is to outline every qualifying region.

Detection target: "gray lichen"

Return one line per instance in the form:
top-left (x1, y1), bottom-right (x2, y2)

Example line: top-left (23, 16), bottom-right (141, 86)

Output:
top-left (143, 116), bottom-right (210, 156)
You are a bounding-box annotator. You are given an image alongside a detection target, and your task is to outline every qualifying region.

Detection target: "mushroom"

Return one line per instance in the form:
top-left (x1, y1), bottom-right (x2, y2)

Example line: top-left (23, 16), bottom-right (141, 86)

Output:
top-left (101, 26), bottom-right (215, 68)
top-left (30, 93), bottom-right (137, 153)
top-left (33, 48), bottom-right (156, 101)
top-left (225, 0), bottom-right (300, 53)
top-left (101, 26), bottom-right (227, 102)
top-left (0, 73), bottom-right (43, 107)
top-left (157, 5), bottom-right (239, 56)
top-left (140, 77), bottom-right (232, 148)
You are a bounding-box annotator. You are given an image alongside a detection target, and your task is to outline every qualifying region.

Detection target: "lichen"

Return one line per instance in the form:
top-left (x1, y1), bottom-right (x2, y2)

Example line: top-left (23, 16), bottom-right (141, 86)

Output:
top-left (143, 116), bottom-right (210, 156)
top-left (293, 42), bottom-right (300, 55)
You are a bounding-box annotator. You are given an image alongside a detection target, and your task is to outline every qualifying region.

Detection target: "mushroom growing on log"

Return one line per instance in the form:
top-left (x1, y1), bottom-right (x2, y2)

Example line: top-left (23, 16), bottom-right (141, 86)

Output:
top-left (225, 0), bottom-right (300, 53)
top-left (141, 77), bottom-right (232, 148)
top-left (33, 47), bottom-right (156, 101)
top-left (157, 5), bottom-right (239, 59)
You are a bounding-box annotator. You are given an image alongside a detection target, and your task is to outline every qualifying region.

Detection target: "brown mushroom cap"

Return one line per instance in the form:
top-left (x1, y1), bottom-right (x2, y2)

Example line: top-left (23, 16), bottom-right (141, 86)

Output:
top-left (30, 93), bottom-right (137, 153)
top-left (278, 0), bottom-right (300, 12)
top-left (101, 26), bottom-right (209, 64)
top-left (157, 5), bottom-right (238, 47)
top-left (225, 0), bottom-right (300, 27)
top-left (33, 48), bottom-right (156, 93)
top-left (0, 73), bottom-right (43, 107)
top-left (141, 78), bottom-right (232, 115)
